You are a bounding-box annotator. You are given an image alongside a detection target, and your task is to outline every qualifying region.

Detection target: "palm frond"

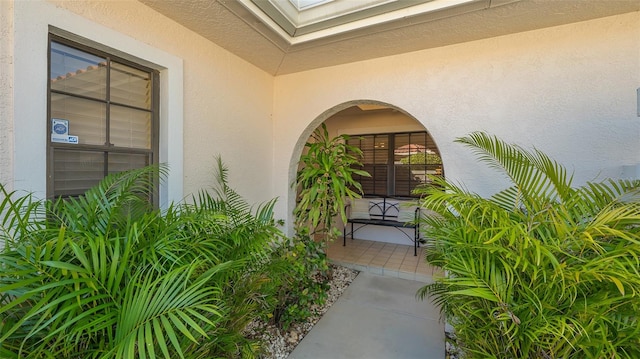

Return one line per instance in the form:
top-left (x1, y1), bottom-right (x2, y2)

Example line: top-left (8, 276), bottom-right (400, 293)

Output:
top-left (0, 184), bottom-right (46, 250)
top-left (48, 165), bottom-right (167, 236)
top-left (418, 132), bottom-right (640, 358)
top-left (457, 132), bottom-right (575, 211)
top-left (111, 263), bottom-right (226, 359)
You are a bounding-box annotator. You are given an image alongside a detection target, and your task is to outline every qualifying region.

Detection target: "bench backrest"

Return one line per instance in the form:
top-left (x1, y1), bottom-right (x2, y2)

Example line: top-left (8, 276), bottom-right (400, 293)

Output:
top-left (369, 198), bottom-right (401, 221)
top-left (349, 197), bottom-right (419, 223)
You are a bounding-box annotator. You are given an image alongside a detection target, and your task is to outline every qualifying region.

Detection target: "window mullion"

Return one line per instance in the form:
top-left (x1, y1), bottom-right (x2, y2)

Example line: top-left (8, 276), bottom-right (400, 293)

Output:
top-left (388, 135), bottom-right (395, 196)
top-left (48, 37), bottom-right (158, 200)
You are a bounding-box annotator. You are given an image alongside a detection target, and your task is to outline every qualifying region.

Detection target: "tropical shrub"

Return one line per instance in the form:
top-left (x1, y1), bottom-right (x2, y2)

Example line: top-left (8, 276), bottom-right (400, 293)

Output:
top-left (270, 229), bottom-right (330, 330)
top-left (294, 123), bottom-right (370, 242)
top-left (0, 159), bottom-right (285, 359)
top-left (417, 132), bottom-right (640, 359)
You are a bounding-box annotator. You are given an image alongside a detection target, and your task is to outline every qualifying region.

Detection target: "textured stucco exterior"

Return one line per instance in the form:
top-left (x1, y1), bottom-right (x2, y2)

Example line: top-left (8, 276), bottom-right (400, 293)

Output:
top-left (46, 0), bottom-right (276, 204)
top-left (1, 1), bottom-right (638, 237)
top-left (273, 12), bottom-right (640, 232)
top-left (4, 0), bottom-right (275, 206)
top-left (0, 0), bottom-right (14, 191)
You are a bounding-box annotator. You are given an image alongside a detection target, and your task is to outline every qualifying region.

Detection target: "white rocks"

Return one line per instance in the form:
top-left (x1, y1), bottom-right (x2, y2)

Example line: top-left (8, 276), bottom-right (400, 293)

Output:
top-left (445, 328), bottom-right (465, 359)
top-left (247, 264), bottom-right (359, 359)
top-left (287, 331), bottom-right (298, 344)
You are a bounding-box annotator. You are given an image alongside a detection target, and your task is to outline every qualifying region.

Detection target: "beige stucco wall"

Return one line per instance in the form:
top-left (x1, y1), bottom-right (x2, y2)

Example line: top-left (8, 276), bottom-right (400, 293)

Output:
top-left (324, 109), bottom-right (426, 137)
top-left (5, 0), bottom-right (275, 206)
top-left (273, 12), bottom-right (640, 232)
top-left (0, 0), bottom-right (14, 191)
top-left (2, 1), bottom-right (638, 235)
top-left (53, 0), bottom-right (275, 203)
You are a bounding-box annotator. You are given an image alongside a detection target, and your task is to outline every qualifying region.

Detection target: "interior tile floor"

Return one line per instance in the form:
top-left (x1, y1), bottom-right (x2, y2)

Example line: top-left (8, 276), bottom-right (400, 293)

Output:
top-left (326, 238), bottom-right (442, 283)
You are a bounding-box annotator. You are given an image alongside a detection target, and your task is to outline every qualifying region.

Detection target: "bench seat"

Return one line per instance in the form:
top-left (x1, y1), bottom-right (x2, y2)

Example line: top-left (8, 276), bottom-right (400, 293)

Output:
top-left (347, 218), bottom-right (417, 228)
top-left (343, 197), bottom-right (421, 256)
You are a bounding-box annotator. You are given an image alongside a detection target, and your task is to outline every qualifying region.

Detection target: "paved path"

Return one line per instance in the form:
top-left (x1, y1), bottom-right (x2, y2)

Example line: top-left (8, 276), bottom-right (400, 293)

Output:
top-left (288, 272), bottom-right (445, 359)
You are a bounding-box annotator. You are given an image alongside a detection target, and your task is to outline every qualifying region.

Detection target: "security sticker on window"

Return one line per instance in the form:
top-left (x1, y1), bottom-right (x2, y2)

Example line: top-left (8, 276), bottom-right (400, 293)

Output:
top-left (51, 118), bottom-right (69, 143)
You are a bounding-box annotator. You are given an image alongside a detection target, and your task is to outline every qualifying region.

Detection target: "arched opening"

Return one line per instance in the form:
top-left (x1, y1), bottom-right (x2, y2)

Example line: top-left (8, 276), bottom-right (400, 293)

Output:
top-left (289, 100), bottom-right (444, 247)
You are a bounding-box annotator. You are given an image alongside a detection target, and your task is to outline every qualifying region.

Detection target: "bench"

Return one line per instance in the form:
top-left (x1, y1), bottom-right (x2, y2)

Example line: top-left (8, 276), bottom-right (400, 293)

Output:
top-left (343, 197), bottom-right (421, 256)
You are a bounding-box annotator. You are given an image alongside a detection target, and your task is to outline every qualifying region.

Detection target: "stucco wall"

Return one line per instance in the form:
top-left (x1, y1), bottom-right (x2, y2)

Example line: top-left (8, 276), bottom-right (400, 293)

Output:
top-left (273, 12), bottom-right (640, 232)
top-left (4, 1), bottom-right (639, 235)
top-left (0, 0), bottom-right (14, 191)
top-left (6, 0), bottom-right (275, 206)
top-left (324, 109), bottom-right (426, 137)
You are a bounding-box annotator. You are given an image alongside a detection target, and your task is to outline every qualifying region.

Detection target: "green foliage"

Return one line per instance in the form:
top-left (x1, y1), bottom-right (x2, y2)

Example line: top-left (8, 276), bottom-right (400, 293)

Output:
top-left (416, 132), bottom-right (640, 359)
top-left (399, 152), bottom-right (442, 165)
top-left (294, 123), bottom-right (370, 241)
top-left (0, 159), bottom-right (286, 359)
top-left (270, 229), bottom-right (330, 330)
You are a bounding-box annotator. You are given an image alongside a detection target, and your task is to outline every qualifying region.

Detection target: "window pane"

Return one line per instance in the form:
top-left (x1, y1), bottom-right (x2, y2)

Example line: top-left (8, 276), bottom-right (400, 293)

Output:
top-left (111, 62), bottom-right (152, 109)
top-left (53, 149), bottom-right (104, 197)
top-left (48, 37), bottom-right (158, 202)
top-left (360, 135), bottom-right (375, 163)
top-left (373, 135), bottom-right (389, 164)
top-left (394, 133), bottom-right (425, 164)
top-left (395, 164), bottom-right (425, 197)
top-left (108, 153), bottom-right (149, 174)
top-left (360, 164), bottom-right (386, 196)
top-left (350, 131), bottom-right (444, 197)
top-left (50, 42), bottom-right (106, 100)
top-left (51, 93), bottom-right (106, 145)
top-left (110, 105), bottom-right (151, 149)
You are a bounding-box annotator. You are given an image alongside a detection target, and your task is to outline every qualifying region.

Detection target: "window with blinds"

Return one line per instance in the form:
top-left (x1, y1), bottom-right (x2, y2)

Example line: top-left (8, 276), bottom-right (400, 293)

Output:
top-left (48, 37), bottom-right (159, 199)
top-left (348, 131), bottom-right (443, 198)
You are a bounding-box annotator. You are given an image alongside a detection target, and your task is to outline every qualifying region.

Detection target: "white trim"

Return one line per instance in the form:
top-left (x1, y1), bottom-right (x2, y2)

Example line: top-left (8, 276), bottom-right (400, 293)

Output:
top-left (238, 0), bottom-right (481, 44)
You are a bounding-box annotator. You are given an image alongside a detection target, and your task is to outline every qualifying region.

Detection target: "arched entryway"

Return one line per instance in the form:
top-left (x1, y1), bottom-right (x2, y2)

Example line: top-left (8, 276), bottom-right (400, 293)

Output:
top-left (289, 99), bottom-right (444, 282)
top-left (290, 100), bottom-right (444, 203)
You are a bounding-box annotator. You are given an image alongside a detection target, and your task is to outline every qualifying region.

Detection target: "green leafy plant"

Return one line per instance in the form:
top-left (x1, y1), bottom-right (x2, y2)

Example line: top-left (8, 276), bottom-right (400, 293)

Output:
top-left (0, 159), bottom-right (285, 359)
top-left (294, 123), bottom-right (370, 241)
top-left (416, 132), bottom-right (640, 359)
top-left (399, 152), bottom-right (442, 165)
top-left (270, 229), bottom-right (330, 330)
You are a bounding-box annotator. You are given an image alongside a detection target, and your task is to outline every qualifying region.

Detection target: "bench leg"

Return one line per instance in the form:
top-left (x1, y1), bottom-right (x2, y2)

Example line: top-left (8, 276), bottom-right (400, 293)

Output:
top-left (343, 225), bottom-right (346, 246)
top-left (414, 226), bottom-right (418, 256)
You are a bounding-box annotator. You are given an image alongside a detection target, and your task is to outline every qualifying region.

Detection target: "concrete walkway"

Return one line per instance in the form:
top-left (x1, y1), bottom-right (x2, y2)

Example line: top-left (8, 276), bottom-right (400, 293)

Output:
top-left (288, 272), bottom-right (445, 359)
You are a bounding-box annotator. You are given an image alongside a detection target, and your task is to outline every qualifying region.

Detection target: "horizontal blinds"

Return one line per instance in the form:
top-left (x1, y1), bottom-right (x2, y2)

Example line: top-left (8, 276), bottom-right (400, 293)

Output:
top-left (110, 105), bottom-right (151, 149)
top-left (49, 39), bottom-right (157, 199)
top-left (108, 153), bottom-right (149, 174)
top-left (50, 93), bottom-right (106, 145)
top-left (53, 149), bottom-right (104, 197)
top-left (110, 62), bottom-right (151, 110)
top-left (349, 131), bottom-right (443, 197)
top-left (359, 164), bottom-right (387, 197)
top-left (50, 41), bottom-right (107, 100)
top-left (53, 150), bottom-right (151, 198)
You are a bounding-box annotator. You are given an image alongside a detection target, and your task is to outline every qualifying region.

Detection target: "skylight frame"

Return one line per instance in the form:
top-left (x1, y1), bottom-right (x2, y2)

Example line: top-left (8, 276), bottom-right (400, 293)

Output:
top-left (288, 0), bottom-right (334, 11)
top-left (245, 0), bottom-right (483, 42)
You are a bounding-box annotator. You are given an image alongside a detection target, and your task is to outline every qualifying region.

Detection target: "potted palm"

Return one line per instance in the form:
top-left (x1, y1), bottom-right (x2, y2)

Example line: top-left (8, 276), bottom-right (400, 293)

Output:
top-left (293, 123), bottom-right (370, 242)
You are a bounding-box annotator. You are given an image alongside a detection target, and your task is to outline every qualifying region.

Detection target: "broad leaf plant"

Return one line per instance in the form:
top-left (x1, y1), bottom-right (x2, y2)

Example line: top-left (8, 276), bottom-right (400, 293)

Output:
top-left (294, 123), bottom-right (370, 242)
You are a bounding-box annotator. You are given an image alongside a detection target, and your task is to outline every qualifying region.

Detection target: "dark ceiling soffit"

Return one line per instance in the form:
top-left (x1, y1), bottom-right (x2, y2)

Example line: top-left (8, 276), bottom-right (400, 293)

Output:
top-left (250, 0), bottom-right (456, 37)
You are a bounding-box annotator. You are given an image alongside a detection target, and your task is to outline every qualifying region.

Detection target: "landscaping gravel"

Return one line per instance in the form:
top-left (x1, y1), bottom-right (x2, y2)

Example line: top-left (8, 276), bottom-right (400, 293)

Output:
top-left (247, 264), bottom-right (458, 359)
top-left (245, 264), bottom-right (359, 359)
